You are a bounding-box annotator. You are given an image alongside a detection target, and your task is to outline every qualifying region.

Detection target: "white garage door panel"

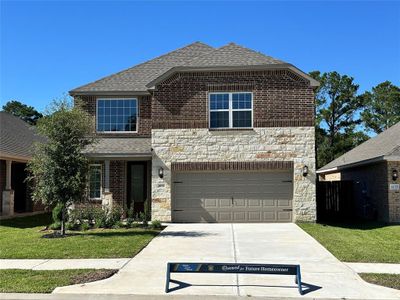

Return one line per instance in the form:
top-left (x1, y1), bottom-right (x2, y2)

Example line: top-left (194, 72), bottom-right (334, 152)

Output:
top-left (172, 170), bottom-right (293, 223)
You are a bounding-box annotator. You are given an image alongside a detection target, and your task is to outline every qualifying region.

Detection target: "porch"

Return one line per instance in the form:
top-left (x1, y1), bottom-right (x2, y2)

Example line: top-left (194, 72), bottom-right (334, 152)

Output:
top-left (84, 138), bottom-right (152, 215)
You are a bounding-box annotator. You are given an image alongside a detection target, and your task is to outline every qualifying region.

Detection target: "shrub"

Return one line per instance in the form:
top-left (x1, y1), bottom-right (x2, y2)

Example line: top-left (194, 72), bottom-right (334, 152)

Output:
top-left (81, 222), bottom-right (90, 231)
top-left (52, 203), bottom-right (64, 223)
top-left (150, 220), bottom-right (162, 229)
top-left (65, 222), bottom-right (80, 230)
top-left (139, 212), bottom-right (148, 227)
top-left (49, 221), bottom-right (61, 230)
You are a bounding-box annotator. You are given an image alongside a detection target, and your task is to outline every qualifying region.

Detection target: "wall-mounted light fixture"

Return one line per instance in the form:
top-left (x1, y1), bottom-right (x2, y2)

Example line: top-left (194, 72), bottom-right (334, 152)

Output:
top-left (158, 167), bottom-right (164, 179)
top-left (393, 169), bottom-right (398, 181)
top-left (302, 165), bottom-right (309, 177)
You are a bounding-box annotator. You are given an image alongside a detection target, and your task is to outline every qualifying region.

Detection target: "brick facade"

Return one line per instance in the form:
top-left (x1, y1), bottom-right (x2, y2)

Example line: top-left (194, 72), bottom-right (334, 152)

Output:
top-left (152, 70), bottom-right (314, 129)
top-left (77, 95), bottom-right (152, 137)
top-left (388, 161), bottom-right (400, 222)
top-left (339, 160), bottom-right (400, 223)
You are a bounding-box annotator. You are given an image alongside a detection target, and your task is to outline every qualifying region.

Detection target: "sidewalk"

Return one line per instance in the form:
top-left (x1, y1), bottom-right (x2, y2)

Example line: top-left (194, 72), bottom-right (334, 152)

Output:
top-left (0, 258), bottom-right (130, 270)
top-left (1, 259), bottom-right (399, 274)
top-left (344, 262), bottom-right (400, 274)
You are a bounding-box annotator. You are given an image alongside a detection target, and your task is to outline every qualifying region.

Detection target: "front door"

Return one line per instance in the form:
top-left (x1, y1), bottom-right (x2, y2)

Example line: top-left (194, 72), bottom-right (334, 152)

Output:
top-left (127, 162), bottom-right (147, 214)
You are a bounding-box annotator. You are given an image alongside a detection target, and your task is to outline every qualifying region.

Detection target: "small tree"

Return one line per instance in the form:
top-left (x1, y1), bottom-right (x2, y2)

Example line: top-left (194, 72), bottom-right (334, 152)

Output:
top-left (28, 98), bottom-right (94, 235)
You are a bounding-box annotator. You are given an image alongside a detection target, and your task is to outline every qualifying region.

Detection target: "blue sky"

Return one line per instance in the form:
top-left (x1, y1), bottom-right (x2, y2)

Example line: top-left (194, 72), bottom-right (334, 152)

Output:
top-left (1, 1), bottom-right (399, 112)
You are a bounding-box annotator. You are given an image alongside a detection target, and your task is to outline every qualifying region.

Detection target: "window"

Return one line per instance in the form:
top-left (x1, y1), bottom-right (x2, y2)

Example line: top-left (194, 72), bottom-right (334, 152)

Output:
top-left (97, 99), bottom-right (138, 132)
top-left (209, 92), bottom-right (252, 129)
top-left (89, 165), bottom-right (102, 199)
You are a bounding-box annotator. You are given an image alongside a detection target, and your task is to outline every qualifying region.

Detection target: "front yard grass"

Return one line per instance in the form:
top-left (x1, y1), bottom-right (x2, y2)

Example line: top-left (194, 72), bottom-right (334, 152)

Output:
top-left (0, 213), bottom-right (161, 259)
top-left (0, 269), bottom-right (117, 293)
top-left (298, 222), bottom-right (400, 263)
top-left (360, 273), bottom-right (400, 290)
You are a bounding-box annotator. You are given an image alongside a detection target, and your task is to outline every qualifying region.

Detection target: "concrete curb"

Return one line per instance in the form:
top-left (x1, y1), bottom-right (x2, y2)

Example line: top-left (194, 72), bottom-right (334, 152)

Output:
top-left (1, 293), bottom-right (396, 300)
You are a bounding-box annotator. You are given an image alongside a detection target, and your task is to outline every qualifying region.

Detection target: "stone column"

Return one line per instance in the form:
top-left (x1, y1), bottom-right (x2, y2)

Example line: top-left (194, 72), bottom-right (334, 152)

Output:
top-left (2, 160), bottom-right (14, 216)
top-left (101, 160), bottom-right (113, 210)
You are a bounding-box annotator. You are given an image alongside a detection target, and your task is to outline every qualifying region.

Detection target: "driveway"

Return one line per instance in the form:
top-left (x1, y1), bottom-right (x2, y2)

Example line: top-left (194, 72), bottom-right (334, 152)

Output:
top-left (54, 224), bottom-right (400, 299)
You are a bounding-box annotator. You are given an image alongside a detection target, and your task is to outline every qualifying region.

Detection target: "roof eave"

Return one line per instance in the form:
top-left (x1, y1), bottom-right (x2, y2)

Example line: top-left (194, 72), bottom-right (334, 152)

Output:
top-left (69, 90), bottom-right (151, 97)
top-left (317, 156), bottom-right (388, 174)
top-left (146, 64), bottom-right (320, 89)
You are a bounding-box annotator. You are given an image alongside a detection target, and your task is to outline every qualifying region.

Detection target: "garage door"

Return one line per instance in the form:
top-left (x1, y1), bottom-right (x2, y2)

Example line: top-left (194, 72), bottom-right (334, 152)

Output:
top-left (172, 170), bottom-right (293, 223)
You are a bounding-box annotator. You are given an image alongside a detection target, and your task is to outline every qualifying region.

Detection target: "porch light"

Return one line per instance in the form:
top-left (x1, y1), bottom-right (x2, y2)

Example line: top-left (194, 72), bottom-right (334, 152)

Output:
top-left (302, 165), bottom-right (309, 177)
top-left (158, 167), bottom-right (164, 179)
top-left (393, 169), bottom-right (398, 181)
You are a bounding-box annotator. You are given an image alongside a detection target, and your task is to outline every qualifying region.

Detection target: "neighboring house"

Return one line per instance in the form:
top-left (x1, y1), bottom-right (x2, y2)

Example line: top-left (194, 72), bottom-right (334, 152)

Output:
top-left (0, 111), bottom-right (45, 216)
top-left (70, 42), bottom-right (319, 223)
top-left (318, 122), bottom-right (400, 223)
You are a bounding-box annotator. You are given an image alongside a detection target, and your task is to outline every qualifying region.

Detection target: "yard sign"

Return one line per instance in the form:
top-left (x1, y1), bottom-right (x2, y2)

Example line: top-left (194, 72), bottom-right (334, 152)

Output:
top-left (165, 262), bottom-right (303, 295)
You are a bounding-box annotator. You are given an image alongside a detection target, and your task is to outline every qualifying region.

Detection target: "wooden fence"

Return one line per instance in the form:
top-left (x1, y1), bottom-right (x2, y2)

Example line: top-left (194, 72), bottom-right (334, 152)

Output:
top-left (316, 180), bottom-right (354, 221)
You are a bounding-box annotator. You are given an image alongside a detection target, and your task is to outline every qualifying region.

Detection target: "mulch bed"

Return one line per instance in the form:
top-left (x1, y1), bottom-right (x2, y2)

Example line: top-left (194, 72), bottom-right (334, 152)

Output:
top-left (71, 270), bottom-right (118, 285)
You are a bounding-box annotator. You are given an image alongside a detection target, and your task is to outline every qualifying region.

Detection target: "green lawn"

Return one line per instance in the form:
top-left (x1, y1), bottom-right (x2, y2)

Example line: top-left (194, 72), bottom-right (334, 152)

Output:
top-left (0, 214), bottom-right (161, 258)
top-left (0, 269), bottom-right (117, 293)
top-left (298, 222), bottom-right (400, 263)
top-left (360, 273), bottom-right (400, 290)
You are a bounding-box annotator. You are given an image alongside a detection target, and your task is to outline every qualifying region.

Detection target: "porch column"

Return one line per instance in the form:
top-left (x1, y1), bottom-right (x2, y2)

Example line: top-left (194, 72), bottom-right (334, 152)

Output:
top-left (5, 160), bottom-right (12, 190)
top-left (101, 160), bottom-right (113, 209)
top-left (104, 160), bottom-right (110, 193)
top-left (2, 160), bottom-right (14, 216)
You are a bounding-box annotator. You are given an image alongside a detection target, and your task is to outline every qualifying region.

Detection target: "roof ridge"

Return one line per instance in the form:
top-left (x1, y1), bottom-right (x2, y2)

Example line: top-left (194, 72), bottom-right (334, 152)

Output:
top-left (70, 42), bottom-right (213, 93)
top-left (217, 42), bottom-right (284, 63)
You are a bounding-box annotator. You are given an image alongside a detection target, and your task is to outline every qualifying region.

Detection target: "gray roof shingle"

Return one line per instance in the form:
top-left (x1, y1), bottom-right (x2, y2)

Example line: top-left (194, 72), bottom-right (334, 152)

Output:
top-left (83, 138), bottom-right (151, 157)
top-left (70, 42), bottom-right (214, 93)
top-left (318, 122), bottom-right (400, 172)
top-left (70, 42), bottom-right (292, 94)
top-left (185, 43), bottom-right (285, 67)
top-left (0, 111), bottom-right (45, 160)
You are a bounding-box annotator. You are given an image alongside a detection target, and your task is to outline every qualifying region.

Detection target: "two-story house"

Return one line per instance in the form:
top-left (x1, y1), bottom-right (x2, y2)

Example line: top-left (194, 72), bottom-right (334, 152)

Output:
top-left (70, 42), bottom-right (319, 223)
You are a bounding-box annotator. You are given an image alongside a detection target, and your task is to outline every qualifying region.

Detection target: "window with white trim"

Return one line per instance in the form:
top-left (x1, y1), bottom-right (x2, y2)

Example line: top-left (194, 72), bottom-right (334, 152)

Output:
top-left (89, 164), bottom-right (102, 199)
top-left (97, 99), bottom-right (138, 132)
top-left (209, 92), bottom-right (252, 129)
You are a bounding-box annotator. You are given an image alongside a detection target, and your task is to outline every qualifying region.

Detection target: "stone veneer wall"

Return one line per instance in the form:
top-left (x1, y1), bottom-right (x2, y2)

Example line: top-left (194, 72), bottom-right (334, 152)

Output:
top-left (151, 127), bottom-right (316, 222)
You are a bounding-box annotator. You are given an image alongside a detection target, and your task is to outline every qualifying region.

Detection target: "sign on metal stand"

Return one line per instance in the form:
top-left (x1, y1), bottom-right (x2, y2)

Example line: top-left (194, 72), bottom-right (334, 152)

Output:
top-left (165, 262), bottom-right (303, 295)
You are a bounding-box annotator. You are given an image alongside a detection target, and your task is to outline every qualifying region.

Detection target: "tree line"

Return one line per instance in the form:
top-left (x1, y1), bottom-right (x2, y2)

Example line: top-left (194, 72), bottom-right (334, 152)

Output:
top-left (310, 71), bottom-right (400, 168)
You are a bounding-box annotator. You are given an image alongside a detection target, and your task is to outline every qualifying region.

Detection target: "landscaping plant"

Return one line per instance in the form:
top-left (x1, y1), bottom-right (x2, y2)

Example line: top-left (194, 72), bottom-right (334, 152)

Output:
top-left (27, 98), bottom-right (94, 236)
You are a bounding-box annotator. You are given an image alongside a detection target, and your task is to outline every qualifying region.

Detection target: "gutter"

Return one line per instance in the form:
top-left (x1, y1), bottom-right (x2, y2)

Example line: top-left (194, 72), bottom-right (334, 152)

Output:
top-left (317, 156), bottom-right (388, 174)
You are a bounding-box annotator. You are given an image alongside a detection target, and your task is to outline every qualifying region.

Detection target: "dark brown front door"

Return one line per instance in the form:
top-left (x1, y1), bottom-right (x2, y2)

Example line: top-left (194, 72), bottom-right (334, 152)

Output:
top-left (127, 162), bottom-right (147, 214)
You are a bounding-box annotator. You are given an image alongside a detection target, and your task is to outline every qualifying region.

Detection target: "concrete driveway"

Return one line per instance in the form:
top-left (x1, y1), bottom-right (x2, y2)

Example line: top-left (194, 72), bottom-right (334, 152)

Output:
top-left (54, 224), bottom-right (400, 299)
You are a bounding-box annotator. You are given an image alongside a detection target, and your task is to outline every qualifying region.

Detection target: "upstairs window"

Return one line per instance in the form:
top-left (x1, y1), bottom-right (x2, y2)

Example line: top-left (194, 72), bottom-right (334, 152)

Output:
top-left (89, 164), bottom-right (102, 200)
top-left (97, 99), bottom-right (138, 132)
top-left (209, 92), bottom-right (252, 129)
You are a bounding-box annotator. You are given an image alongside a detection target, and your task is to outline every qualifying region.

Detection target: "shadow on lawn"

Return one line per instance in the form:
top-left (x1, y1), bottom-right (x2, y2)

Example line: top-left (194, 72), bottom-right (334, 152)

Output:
top-left (0, 213), bottom-right (52, 229)
top-left (317, 220), bottom-right (391, 230)
top-left (39, 229), bottom-right (161, 239)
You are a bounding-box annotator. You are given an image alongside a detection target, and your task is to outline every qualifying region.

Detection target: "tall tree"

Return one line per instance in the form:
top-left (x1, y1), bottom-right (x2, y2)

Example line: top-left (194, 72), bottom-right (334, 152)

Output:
top-left (310, 71), bottom-right (367, 167)
top-left (27, 98), bottom-right (94, 235)
top-left (2, 100), bottom-right (43, 125)
top-left (360, 81), bottom-right (400, 134)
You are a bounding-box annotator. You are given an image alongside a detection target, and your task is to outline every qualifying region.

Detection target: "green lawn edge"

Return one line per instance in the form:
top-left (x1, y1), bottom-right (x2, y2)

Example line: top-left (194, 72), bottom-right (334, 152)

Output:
top-left (297, 222), bottom-right (400, 263)
top-left (360, 273), bottom-right (400, 290)
top-left (0, 269), bottom-right (117, 293)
